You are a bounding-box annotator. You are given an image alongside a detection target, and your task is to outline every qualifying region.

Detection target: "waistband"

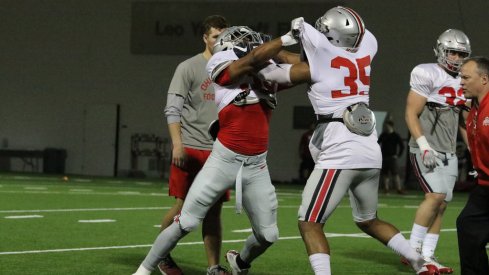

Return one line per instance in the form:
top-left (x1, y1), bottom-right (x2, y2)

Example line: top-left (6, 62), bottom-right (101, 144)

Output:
top-left (316, 114), bottom-right (344, 124)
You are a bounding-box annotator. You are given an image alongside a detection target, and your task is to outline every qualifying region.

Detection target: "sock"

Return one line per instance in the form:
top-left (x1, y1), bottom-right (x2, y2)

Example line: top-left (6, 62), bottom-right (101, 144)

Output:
top-left (309, 253), bottom-right (331, 275)
top-left (421, 233), bottom-right (439, 258)
top-left (236, 255), bottom-right (251, 269)
top-left (141, 222), bottom-right (188, 270)
top-left (133, 264), bottom-right (152, 275)
top-left (387, 233), bottom-right (423, 270)
top-left (409, 223), bottom-right (428, 252)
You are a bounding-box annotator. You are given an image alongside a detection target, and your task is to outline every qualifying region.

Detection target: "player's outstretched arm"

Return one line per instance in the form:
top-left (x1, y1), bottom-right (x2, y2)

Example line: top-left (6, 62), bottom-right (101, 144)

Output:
top-left (225, 17), bottom-right (304, 82)
top-left (275, 50), bottom-right (301, 64)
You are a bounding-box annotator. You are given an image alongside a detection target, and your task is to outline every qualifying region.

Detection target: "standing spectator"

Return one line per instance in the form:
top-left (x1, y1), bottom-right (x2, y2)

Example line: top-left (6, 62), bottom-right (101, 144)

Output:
top-left (160, 15), bottom-right (229, 275)
top-left (299, 122), bottom-right (315, 184)
top-left (404, 29), bottom-right (471, 274)
top-left (133, 23), bottom-right (301, 275)
top-left (378, 120), bottom-right (406, 194)
top-left (457, 56), bottom-right (489, 275)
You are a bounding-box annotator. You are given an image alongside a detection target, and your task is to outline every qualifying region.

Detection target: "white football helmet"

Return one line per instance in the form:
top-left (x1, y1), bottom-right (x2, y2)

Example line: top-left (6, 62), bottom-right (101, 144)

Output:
top-left (315, 6), bottom-right (365, 52)
top-left (433, 29), bottom-right (471, 73)
top-left (212, 26), bottom-right (263, 54)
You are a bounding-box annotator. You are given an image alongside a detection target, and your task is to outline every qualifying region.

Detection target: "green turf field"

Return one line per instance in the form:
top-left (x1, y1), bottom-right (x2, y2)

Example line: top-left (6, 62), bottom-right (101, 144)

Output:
top-left (0, 173), bottom-right (468, 274)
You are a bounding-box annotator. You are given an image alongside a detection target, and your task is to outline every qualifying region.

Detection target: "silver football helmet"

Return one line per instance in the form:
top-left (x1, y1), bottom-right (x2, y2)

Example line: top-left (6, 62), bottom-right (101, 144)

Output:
top-left (433, 29), bottom-right (471, 73)
top-left (315, 6), bottom-right (365, 52)
top-left (212, 26), bottom-right (263, 54)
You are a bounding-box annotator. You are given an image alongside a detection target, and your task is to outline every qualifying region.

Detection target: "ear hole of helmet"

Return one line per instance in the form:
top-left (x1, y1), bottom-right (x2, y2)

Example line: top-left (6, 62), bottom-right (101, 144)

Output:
top-left (314, 6), bottom-right (365, 52)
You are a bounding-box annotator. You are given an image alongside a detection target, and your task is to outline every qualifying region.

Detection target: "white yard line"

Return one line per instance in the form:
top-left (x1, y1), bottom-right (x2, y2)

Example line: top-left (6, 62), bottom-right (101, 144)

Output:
top-left (0, 190), bottom-right (165, 197)
top-left (78, 219), bottom-right (116, 223)
top-left (23, 186), bottom-right (47, 190)
top-left (4, 215), bottom-right (43, 219)
top-left (0, 228), bottom-right (461, 256)
top-left (0, 203), bottom-right (462, 214)
top-left (0, 206), bottom-right (169, 213)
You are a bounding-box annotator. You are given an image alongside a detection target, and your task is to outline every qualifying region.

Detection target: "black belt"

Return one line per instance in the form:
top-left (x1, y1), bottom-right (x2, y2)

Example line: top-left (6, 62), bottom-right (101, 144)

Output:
top-left (316, 114), bottom-right (343, 124)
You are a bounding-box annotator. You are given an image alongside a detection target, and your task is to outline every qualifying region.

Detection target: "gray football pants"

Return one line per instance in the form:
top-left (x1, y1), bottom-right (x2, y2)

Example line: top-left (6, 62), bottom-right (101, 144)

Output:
top-left (142, 139), bottom-right (279, 270)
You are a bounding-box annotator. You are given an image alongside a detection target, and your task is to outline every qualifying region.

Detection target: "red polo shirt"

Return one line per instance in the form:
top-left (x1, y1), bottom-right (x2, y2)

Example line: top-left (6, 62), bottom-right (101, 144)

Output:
top-left (467, 93), bottom-right (489, 186)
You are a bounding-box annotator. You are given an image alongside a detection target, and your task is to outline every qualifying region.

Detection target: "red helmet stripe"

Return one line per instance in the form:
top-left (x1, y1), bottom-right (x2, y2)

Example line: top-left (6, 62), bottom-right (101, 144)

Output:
top-left (341, 7), bottom-right (365, 48)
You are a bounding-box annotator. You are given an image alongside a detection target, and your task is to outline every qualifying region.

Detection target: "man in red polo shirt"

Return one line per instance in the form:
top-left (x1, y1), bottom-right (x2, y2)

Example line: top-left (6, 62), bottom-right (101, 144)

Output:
top-left (457, 56), bottom-right (489, 275)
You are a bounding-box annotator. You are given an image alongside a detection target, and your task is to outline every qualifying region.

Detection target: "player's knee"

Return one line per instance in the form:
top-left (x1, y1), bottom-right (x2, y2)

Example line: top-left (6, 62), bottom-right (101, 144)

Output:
top-left (176, 214), bottom-right (201, 232)
top-left (353, 212), bottom-right (377, 227)
top-left (444, 190), bottom-right (453, 202)
top-left (255, 225), bottom-right (279, 244)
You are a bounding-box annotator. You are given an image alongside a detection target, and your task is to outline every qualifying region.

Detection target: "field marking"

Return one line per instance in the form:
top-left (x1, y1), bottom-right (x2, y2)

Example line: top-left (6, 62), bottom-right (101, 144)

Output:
top-left (232, 228), bottom-right (253, 233)
top-left (0, 228), bottom-right (461, 256)
top-left (23, 186), bottom-right (47, 190)
top-left (69, 189), bottom-right (93, 192)
top-left (0, 205), bottom-right (325, 214)
top-left (4, 215), bottom-right (43, 219)
top-left (0, 202), bottom-right (462, 214)
top-left (117, 191), bottom-right (141, 195)
top-left (0, 207), bottom-right (170, 213)
top-left (78, 219), bottom-right (116, 223)
top-left (0, 190), bottom-right (165, 197)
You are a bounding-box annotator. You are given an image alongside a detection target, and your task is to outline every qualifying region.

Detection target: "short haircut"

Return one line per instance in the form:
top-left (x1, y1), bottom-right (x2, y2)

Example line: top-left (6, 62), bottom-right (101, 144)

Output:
top-left (463, 56), bottom-right (489, 76)
top-left (202, 15), bottom-right (228, 35)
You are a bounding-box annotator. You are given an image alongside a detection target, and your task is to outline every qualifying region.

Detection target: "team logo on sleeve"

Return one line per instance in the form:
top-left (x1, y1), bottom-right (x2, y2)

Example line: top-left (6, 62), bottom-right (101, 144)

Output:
top-left (483, 117), bottom-right (489, 127)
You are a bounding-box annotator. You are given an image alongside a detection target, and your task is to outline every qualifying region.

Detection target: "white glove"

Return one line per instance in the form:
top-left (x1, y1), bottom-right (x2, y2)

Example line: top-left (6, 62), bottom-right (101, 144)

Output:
top-left (291, 17), bottom-right (304, 38)
top-left (280, 31), bottom-right (298, 46)
top-left (280, 17), bottom-right (304, 46)
top-left (416, 136), bottom-right (438, 169)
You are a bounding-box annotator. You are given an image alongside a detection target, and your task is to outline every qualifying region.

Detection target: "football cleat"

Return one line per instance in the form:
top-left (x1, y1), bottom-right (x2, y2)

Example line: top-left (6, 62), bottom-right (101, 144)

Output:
top-left (157, 254), bottom-right (183, 275)
top-left (207, 265), bottom-right (231, 275)
top-left (225, 250), bottom-right (249, 275)
top-left (417, 263), bottom-right (440, 275)
top-left (424, 256), bottom-right (453, 274)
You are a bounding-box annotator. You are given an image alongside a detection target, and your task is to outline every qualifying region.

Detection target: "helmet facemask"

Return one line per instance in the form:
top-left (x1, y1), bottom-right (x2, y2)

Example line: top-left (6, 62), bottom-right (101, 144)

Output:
top-left (315, 6), bottom-right (365, 52)
top-left (212, 26), bottom-right (263, 54)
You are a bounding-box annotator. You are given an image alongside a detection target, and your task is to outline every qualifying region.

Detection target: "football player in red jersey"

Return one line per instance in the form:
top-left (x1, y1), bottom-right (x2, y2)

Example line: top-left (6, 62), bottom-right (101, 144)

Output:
top-left (133, 22), bottom-right (302, 275)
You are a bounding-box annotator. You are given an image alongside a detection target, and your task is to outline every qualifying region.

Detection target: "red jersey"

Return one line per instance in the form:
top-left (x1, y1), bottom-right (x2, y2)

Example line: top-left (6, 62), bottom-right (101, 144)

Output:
top-left (467, 93), bottom-right (489, 186)
top-left (218, 103), bottom-right (271, 155)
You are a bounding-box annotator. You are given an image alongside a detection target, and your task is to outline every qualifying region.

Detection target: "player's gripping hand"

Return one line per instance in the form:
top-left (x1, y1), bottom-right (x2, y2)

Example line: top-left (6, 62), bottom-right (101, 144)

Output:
top-left (280, 17), bottom-right (304, 46)
top-left (291, 16), bottom-right (304, 38)
top-left (416, 136), bottom-right (438, 169)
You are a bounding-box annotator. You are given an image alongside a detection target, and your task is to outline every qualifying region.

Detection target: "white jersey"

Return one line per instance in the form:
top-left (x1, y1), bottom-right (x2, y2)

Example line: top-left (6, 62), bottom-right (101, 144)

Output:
top-left (300, 22), bottom-right (381, 169)
top-left (408, 63), bottom-right (466, 152)
top-left (206, 50), bottom-right (272, 112)
top-left (410, 63), bottom-right (466, 106)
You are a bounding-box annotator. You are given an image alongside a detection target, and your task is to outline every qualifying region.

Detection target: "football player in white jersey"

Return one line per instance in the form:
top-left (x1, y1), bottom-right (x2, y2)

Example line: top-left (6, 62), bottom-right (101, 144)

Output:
top-left (133, 24), bottom-right (302, 275)
top-left (257, 6), bottom-right (439, 275)
top-left (404, 29), bottom-right (471, 274)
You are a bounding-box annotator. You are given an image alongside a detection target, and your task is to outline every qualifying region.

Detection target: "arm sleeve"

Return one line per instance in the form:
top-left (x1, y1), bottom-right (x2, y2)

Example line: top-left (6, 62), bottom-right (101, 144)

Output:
top-left (164, 93), bottom-right (185, 124)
